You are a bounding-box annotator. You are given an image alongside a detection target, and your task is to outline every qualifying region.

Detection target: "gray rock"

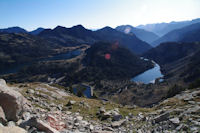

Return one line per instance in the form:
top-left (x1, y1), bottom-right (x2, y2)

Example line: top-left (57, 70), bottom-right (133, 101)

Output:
top-left (188, 101), bottom-right (196, 104)
top-left (80, 120), bottom-right (88, 127)
top-left (111, 119), bottom-right (126, 128)
top-left (22, 112), bottom-right (31, 121)
top-left (66, 111), bottom-right (72, 115)
top-left (112, 114), bottom-right (123, 121)
top-left (185, 105), bottom-right (200, 114)
top-left (138, 113), bottom-right (145, 121)
top-left (0, 79), bottom-right (31, 122)
top-left (66, 100), bottom-right (76, 106)
top-left (153, 112), bottom-right (170, 123)
top-left (80, 101), bottom-right (91, 109)
top-left (190, 126), bottom-right (199, 132)
top-left (89, 124), bottom-right (94, 130)
top-left (7, 121), bottom-right (16, 127)
top-left (99, 107), bottom-right (106, 114)
top-left (27, 89), bottom-right (35, 94)
top-left (20, 117), bottom-right (59, 133)
top-left (76, 116), bottom-right (83, 121)
top-left (74, 122), bottom-right (79, 127)
top-left (0, 123), bottom-right (4, 127)
top-left (169, 117), bottom-right (180, 126)
top-left (0, 126), bottom-right (27, 133)
top-left (103, 126), bottom-right (114, 131)
top-left (192, 121), bottom-right (200, 126)
top-left (0, 106), bottom-right (6, 124)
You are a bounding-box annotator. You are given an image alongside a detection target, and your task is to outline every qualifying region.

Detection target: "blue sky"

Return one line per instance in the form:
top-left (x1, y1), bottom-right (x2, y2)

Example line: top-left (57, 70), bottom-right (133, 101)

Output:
top-left (1, 0), bottom-right (200, 31)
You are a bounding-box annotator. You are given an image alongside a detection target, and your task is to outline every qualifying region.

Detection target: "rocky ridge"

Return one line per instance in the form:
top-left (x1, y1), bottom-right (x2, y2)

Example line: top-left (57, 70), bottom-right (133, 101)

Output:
top-left (0, 79), bottom-right (200, 133)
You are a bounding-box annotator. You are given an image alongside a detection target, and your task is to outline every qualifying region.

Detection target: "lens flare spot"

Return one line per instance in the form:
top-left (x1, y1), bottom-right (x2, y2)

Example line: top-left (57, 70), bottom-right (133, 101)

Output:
top-left (105, 53), bottom-right (111, 60)
top-left (124, 27), bottom-right (131, 34)
top-left (112, 42), bottom-right (119, 50)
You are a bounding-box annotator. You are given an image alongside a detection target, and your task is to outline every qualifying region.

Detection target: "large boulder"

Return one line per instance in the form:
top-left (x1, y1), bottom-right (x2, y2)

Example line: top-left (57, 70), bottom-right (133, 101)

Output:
top-left (0, 106), bottom-right (6, 124)
top-left (0, 126), bottom-right (27, 133)
top-left (97, 108), bottom-right (123, 121)
top-left (0, 79), bottom-right (31, 121)
top-left (20, 117), bottom-right (59, 133)
top-left (153, 112), bottom-right (170, 123)
top-left (111, 119), bottom-right (126, 128)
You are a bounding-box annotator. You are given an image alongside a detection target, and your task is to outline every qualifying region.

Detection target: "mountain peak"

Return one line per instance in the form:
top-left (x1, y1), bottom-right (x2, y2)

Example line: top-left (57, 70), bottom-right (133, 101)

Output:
top-left (54, 25), bottom-right (66, 30)
top-left (98, 26), bottom-right (115, 32)
top-left (30, 27), bottom-right (45, 35)
top-left (72, 24), bottom-right (85, 29)
top-left (102, 26), bottom-right (113, 30)
top-left (0, 27), bottom-right (27, 33)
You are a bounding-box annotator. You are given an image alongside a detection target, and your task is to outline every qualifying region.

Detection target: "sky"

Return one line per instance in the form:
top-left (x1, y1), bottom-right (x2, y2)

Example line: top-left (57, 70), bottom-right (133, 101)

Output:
top-left (0, 0), bottom-right (200, 31)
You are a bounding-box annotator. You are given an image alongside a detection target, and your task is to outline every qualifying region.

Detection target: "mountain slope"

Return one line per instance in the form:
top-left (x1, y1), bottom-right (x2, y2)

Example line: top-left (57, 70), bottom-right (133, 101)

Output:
top-left (180, 28), bottom-right (200, 43)
top-left (116, 25), bottom-right (159, 44)
top-left (39, 25), bottom-right (98, 46)
top-left (143, 42), bottom-right (200, 65)
top-left (39, 25), bottom-right (152, 54)
top-left (95, 27), bottom-right (152, 54)
top-left (152, 23), bottom-right (200, 47)
top-left (181, 50), bottom-right (200, 82)
top-left (143, 42), bottom-right (200, 85)
top-left (0, 27), bottom-right (27, 33)
top-left (79, 42), bottom-right (153, 81)
top-left (30, 28), bottom-right (45, 35)
top-left (0, 33), bottom-right (60, 73)
top-left (2, 78), bottom-right (200, 132)
top-left (137, 18), bottom-right (200, 36)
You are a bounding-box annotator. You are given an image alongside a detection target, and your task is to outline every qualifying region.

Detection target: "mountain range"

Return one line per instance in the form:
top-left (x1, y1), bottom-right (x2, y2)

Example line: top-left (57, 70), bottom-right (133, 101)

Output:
top-left (116, 25), bottom-right (159, 43)
top-left (0, 27), bottom-right (45, 35)
top-left (0, 32), bottom-right (60, 73)
top-left (137, 18), bottom-right (200, 36)
top-left (38, 25), bottom-right (152, 54)
top-left (0, 27), bottom-right (27, 33)
top-left (94, 27), bottom-right (152, 54)
top-left (30, 28), bottom-right (45, 35)
top-left (143, 42), bottom-right (200, 84)
top-left (152, 23), bottom-right (200, 47)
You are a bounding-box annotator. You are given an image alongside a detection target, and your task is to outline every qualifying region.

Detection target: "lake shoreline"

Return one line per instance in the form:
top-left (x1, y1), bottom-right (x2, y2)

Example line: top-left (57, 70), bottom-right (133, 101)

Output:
top-left (131, 58), bottom-right (164, 84)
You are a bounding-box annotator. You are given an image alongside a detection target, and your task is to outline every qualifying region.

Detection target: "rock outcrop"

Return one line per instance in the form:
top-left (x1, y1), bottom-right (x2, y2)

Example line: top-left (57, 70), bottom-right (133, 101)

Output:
top-left (0, 106), bottom-right (6, 125)
top-left (0, 126), bottom-right (27, 133)
top-left (0, 79), bottom-right (31, 121)
top-left (0, 79), bottom-right (199, 132)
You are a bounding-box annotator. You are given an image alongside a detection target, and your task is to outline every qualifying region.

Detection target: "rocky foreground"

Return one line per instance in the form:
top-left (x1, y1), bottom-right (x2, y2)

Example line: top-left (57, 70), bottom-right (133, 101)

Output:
top-left (0, 79), bottom-right (200, 133)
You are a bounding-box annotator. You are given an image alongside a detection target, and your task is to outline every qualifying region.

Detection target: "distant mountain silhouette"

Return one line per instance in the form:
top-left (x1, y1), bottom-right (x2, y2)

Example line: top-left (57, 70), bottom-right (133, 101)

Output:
top-left (39, 25), bottom-right (152, 54)
top-left (39, 25), bottom-right (98, 46)
top-left (30, 28), bottom-right (45, 35)
top-left (116, 25), bottom-right (159, 44)
top-left (143, 42), bottom-right (200, 65)
top-left (152, 23), bottom-right (200, 47)
top-left (0, 27), bottom-right (27, 33)
top-left (94, 26), bottom-right (152, 54)
top-left (180, 28), bottom-right (200, 43)
top-left (137, 18), bottom-right (200, 36)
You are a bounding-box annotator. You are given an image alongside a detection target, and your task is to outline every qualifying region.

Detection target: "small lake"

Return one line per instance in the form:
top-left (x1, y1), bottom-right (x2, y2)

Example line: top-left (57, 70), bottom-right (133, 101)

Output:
top-left (131, 60), bottom-right (164, 84)
top-left (41, 50), bottom-right (81, 62)
top-left (0, 50), bottom-right (81, 75)
top-left (73, 85), bottom-right (93, 98)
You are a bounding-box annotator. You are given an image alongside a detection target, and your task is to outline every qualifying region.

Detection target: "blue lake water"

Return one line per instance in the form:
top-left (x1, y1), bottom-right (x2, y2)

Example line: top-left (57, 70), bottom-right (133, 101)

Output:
top-left (41, 50), bottom-right (81, 62)
top-left (0, 50), bottom-right (81, 75)
top-left (73, 85), bottom-right (92, 98)
top-left (131, 61), bottom-right (164, 84)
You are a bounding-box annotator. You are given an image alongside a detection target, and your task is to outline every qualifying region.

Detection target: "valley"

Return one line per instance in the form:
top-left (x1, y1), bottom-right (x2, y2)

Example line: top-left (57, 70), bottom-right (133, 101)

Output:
top-left (0, 7), bottom-right (200, 132)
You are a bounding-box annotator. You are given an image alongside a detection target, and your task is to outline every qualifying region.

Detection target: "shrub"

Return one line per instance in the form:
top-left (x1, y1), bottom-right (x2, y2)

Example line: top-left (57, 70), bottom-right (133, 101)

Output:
top-left (189, 78), bottom-right (200, 89)
top-left (166, 84), bottom-right (184, 98)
